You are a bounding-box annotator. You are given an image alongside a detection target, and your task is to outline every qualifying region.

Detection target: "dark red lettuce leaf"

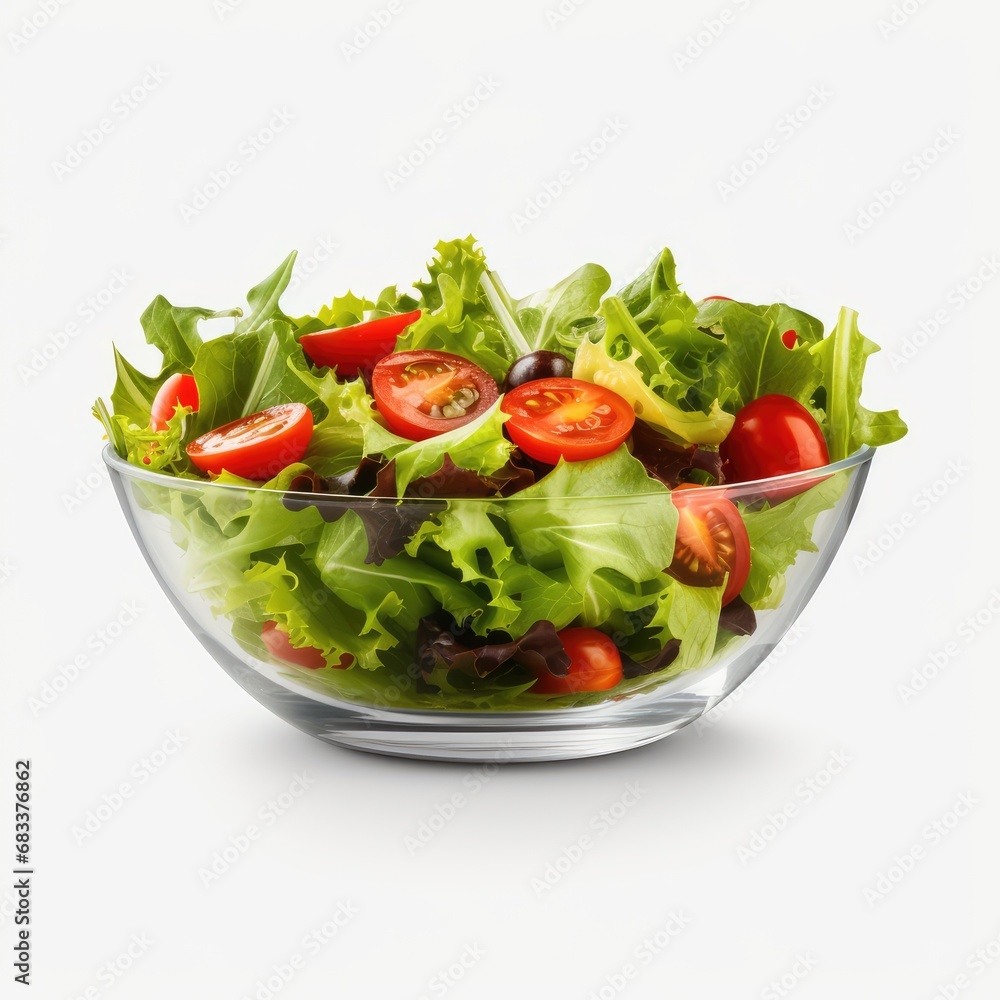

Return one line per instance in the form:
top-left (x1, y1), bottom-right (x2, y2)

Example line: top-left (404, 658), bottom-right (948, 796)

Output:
top-left (717, 595), bottom-right (756, 636)
top-left (282, 470), bottom-right (348, 521)
top-left (375, 452), bottom-right (539, 500)
top-left (324, 457), bottom-right (384, 496)
top-left (629, 421), bottom-right (724, 487)
top-left (283, 459), bottom-right (384, 505)
top-left (621, 639), bottom-right (680, 678)
top-left (282, 468), bottom-right (440, 566)
top-left (417, 613), bottom-right (570, 680)
top-left (621, 597), bottom-right (755, 678)
top-left (360, 501), bottom-right (440, 566)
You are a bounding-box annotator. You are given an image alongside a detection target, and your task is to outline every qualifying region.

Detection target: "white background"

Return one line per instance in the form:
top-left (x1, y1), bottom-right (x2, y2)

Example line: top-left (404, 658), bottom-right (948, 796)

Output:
top-left (3, 0), bottom-right (999, 997)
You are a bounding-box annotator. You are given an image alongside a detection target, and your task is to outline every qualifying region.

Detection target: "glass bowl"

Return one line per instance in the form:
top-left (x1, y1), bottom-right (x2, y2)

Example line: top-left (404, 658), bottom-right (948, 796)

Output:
top-left (105, 445), bottom-right (873, 762)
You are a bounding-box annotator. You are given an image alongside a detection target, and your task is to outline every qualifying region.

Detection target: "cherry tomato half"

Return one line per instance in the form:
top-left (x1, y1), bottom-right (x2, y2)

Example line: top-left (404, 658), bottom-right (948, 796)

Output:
top-left (531, 627), bottom-right (623, 694)
top-left (371, 349), bottom-right (498, 441)
top-left (702, 295), bottom-right (733, 302)
top-left (261, 620), bottom-right (352, 670)
top-left (500, 377), bottom-right (635, 464)
top-left (150, 373), bottom-right (199, 431)
top-left (666, 484), bottom-right (751, 606)
top-left (720, 394), bottom-right (830, 491)
top-left (781, 329), bottom-right (798, 350)
top-left (299, 310), bottom-right (422, 377)
top-left (186, 402), bottom-right (313, 480)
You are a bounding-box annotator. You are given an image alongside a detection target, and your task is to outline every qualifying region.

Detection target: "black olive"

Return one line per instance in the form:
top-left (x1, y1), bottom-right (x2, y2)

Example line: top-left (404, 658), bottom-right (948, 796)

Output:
top-left (503, 350), bottom-right (573, 390)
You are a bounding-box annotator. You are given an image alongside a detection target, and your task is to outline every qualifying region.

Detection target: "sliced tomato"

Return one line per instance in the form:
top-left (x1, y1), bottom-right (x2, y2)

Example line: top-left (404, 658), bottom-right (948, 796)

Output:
top-left (532, 627), bottom-right (623, 694)
top-left (702, 295), bottom-right (733, 301)
top-left (781, 329), bottom-right (798, 349)
top-left (150, 373), bottom-right (199, 431)
top-left (666, 485), bottom-right (751, 606)
top-left (186, 402), bottom-right (313, 480)
top-left (261, 620), bottom-right (351, 670)
top-left (371, 349), bottom-right (498, 441)
top-left (500, 378), bottom-right (635, 464)
top-left (299, 309), bottom-right (421, 377)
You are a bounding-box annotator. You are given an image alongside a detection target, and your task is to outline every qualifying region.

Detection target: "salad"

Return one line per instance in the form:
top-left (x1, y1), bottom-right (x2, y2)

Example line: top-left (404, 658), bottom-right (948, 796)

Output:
top-left (95, 237), bottom-right (906, 709)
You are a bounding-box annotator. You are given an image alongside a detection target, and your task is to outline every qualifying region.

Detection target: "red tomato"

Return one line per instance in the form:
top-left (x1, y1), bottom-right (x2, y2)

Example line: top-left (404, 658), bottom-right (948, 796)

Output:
top-left (371, 350), bottom-right (498, 441)
top-left (702, 295), bottom-right (733, 301)
top-left (500, 378), bottom-right (635, 464)
top-left (666, 485), bottom-right (751, 606)
top-left (781, 329), bottom-right (798, 350)
top-left (532, 627), bottom-right (623, 694)
top-left (150, 373), bottom-right (199, 431)
top-left (299, 310), bottom-right (421, 377)
top-left (261, 621), bottom-right (351, 670)
top-left (720, 395), bottom-right (830, 492)
top-left (186, 403), bottom-right (313, 480)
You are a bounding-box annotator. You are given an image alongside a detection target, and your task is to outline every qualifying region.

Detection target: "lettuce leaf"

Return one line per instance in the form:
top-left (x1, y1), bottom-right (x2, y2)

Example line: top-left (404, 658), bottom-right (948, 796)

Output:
top-left (616, 249), bottom-right (735, 411)
top-left (505, 446), bottom-right (677, 591)
top-left (401, 273), bottom-right (514, 382)
top-left (314, 511), bottom-right (488, 637)
top-left (111, 405), bottom-right (194, 475)
top-left (235, 252), bottom-right (296, 335)
top-left (694, 298), bottom-right (824, 412)
top-left (108, 345), bottom-right (163, 426)
top-left (810, 306), bottom-right (908, 460)
top-left (405, 501), bottom-right (511, 584)
top-left (404, 499), bottom-right (584, 635)
top-left (512, 262), bottom-right (610, 354)
top-left (648, 580), bottom-right (724, 676)
top-left (413, 235), bottom-right (490, 310)
top-left (397, 237), bottom-right (517, 379)
top-left (617, 247), bottom-right (683, 314)
top-left (740, 472), bottom-right (849, 608)
top-left (292, 367), bottom-right (513, 496)
top-left (229, 551), bottom-right (396, 670)
top-left (573, 298), bottom-right (734, 445)
top-left (402, 238), bottom-right (610, 373)
top-left (391, 399), bottom-right (514, 497)
top-left (567, 250), bottom-right (736, 444)
top-left (139, 297), bottom-right (214, 370)
top-left (416, 614), bottom-right (569, 680)
top-left (576, 570), bottom-right (670, 630)
top-left (99, 254), bottom-right (319, 451)
top-left (292, 367), bottom-right (410, 477)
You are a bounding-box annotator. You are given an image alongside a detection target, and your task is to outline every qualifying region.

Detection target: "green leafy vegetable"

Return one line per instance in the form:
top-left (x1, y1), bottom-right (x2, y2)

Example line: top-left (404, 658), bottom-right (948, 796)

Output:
top-left (398, 237), bottom-right (517, 378)
top-left (512, 262), bottom-right (610, 354)
top-left (391, 399), bottom-right (514, 497)
top-left (696, 299), bottom-right (824, 411)
top-left (398, 273), bottom-right (514, 382)
top-left (112, 406), bottom-right (194, 475)
top-left (741, 472), bottom-right (849, 608)
top-left (293, 367), bottom-right (409, 477)
top-left (235, 252), bottom-right (296, 335)
top-left (231, 551), bottom-right (395, 670)
top-left (315, 511), bottom-right (487, 640)
top-left (109, 345), bottom-right (162, 426)
top-left (506, 446), bottom-right (677, 591)
top-left (649, 580), bottom-right (724, 676)
top-left (810, 307), bottom-right (908, 460)
top-left (574, 297), bottom-right (734, 445)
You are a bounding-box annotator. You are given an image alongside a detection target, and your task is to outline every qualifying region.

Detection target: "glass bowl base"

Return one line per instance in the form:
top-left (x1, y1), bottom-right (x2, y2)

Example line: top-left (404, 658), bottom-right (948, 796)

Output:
top-left (213, 635), bottom-right (710, 762)
top-left (321, 724), bottom-right (684, 763)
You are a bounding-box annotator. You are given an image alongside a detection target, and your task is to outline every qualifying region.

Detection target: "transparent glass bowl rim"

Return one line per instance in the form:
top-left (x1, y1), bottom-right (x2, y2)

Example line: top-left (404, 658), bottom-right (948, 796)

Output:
top-left (103, 443), bottom-right (875, 504)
